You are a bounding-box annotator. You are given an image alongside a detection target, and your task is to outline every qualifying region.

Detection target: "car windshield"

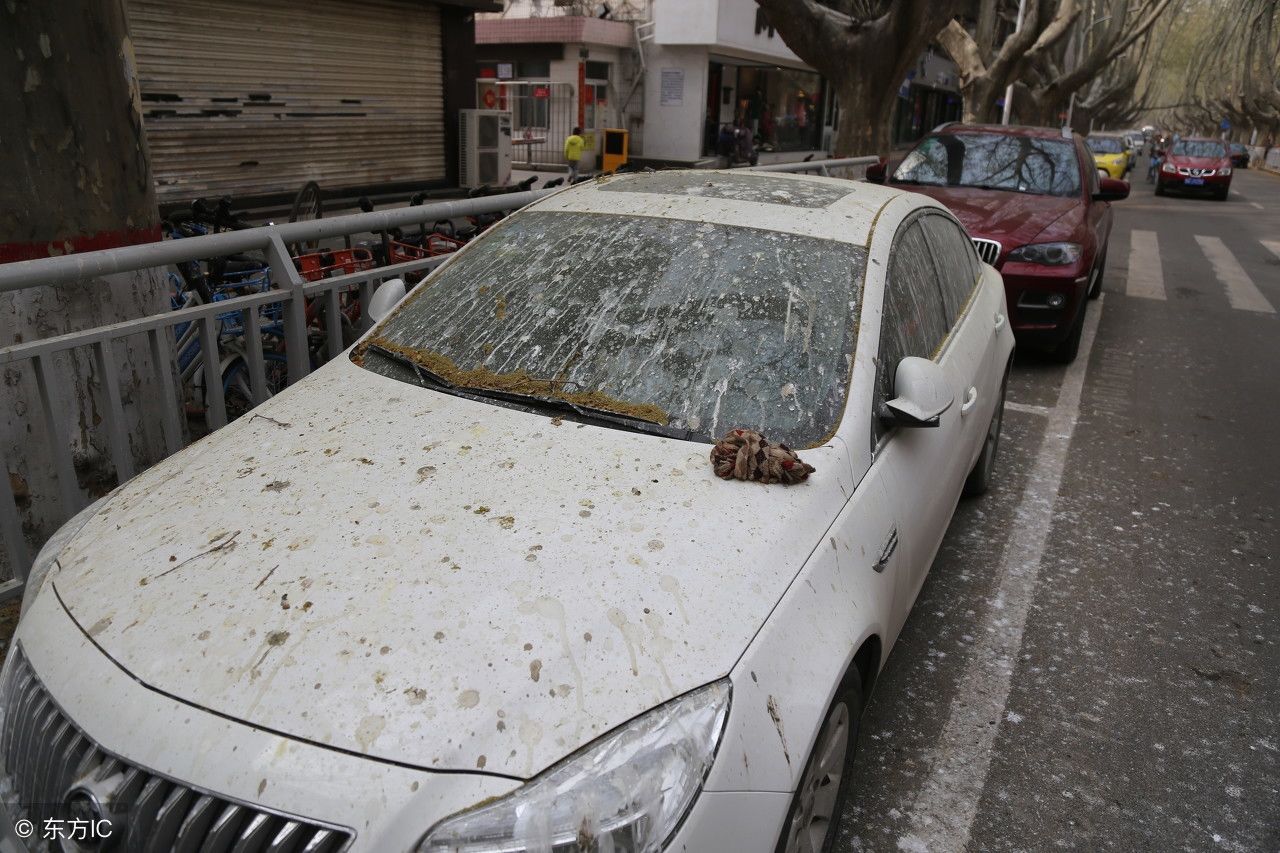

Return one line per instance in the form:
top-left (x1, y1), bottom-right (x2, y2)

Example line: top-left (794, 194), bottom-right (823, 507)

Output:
top-left (893, 132), bottom-right (1082, 197)
top-left (1087, 137), bottom-right (1124, 154)
top-left (1171, 140), bottom-right (1226, 158)
top-left (358, 211), bottom-right (866, 447)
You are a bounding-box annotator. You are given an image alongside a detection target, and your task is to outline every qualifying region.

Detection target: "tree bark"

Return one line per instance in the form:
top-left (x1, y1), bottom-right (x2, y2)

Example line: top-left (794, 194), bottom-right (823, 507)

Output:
top-left (1, 0), bottom-right (177, 560)
top-left (756, 0), bottom-right (964, 157)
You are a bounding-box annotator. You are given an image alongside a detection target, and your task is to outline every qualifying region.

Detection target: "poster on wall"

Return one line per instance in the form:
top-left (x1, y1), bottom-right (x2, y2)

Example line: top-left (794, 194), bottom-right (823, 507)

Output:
top-left (660, 68), bottom-right (684, 106)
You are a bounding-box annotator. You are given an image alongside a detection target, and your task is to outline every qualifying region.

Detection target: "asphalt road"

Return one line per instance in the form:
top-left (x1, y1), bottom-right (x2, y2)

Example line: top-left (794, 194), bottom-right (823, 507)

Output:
top-left (839, 162), bottom-right (1280, 852)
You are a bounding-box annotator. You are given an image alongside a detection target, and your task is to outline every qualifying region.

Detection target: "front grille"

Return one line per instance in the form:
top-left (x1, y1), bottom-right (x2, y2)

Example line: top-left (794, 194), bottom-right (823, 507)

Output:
top-left (972, 238), bottom-right (1002, 266)
top-left (1177, 166), bottom-right (1215, 177)
top-left (0, 646), bottom-right (352, 852)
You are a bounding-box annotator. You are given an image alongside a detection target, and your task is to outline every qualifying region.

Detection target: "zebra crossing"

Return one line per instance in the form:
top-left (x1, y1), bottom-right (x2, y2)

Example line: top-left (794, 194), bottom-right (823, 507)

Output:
top-left (1123, 230), bottom-right (1277, 314)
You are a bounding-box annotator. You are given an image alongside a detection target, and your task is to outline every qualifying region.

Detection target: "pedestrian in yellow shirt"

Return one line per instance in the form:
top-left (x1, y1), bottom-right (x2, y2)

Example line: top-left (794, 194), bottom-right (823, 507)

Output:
top-left (564, 127), bottom-right (585, 183)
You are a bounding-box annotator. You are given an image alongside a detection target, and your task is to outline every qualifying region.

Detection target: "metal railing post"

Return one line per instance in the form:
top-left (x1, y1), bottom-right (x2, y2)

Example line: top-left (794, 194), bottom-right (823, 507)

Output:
top-left (91, 338), bottom-right (135, 482)
top-left (32, 354), bottom-right (81, 517)
top-left (266, 235), bottom-right (312, 385)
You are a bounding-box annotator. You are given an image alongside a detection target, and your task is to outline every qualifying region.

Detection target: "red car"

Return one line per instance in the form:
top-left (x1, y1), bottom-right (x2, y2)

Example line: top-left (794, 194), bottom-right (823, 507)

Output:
top-left (868, 123), bottom-right (1128, 362)
top-left (1157, 138), bottom-right (1233, 199)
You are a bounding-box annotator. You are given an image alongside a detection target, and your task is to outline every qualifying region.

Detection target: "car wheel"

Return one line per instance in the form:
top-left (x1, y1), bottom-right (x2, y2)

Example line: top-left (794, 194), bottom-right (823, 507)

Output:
top-left (1154, 181), bottom-right (1165, 196)
top-left (1049, 301), bottom-right (1086, 364)
top-left (964, 366), bottom-right (1008, 497)
top-left (1088, 252), bottom-right (1106, 300)
top-left (776, 669), bottom-right (863, 853)
top-left (1214, 187), bottom-right (1229, 201)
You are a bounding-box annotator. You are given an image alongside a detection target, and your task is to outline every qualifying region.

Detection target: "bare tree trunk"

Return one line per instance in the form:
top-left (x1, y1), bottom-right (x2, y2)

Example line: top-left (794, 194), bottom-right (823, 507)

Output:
top-left (1, 0), bottom-right (177, 560)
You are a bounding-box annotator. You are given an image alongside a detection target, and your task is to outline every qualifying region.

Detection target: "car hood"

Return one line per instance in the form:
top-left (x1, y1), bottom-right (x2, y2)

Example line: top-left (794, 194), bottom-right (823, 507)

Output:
top-left (892, 184), bottom-right (1081, 251)
top-left (51, 358), bottom-right (850, 779)
top-left (1166, 155), bottom-right (1227, 170)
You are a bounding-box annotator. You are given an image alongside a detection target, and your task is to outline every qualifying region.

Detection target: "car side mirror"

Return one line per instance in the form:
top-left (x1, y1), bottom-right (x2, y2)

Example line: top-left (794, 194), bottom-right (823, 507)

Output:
top-left (368, 278), bottom-right (407, 323)
top-left (865, 160), bottom-right (887, 184)
top-left (1094, 177), bottom-right (1129, 202)
top-left (880, 357), bottom-right (953, 428)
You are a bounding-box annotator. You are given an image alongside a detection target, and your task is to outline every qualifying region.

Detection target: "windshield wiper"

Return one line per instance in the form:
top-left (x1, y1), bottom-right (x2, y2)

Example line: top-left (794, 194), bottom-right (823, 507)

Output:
top-left (364, 343), bottom-right (455, 390)
top-left (459, 386), bottom-right (696, 442)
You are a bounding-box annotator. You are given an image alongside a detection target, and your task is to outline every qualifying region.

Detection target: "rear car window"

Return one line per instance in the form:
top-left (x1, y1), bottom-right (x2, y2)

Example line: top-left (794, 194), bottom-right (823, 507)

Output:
top-left (361, 211), bottom-right (867, 447)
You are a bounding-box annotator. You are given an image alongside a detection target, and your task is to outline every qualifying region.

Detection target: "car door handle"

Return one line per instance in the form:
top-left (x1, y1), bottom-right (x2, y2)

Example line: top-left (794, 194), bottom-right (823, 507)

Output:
top-left (960, 386), bottom-right (979, 416)
top-left (873, 528), bottom-right (898, 573)
top-left (993, 312), bottom-right (1006, 331)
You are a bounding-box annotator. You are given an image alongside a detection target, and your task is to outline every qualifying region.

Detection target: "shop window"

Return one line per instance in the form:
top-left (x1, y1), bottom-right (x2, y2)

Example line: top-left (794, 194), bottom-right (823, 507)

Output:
top-left (733, 65), bottom-right (823, 153)
top-left (585, 61), bottom-right (610, 81)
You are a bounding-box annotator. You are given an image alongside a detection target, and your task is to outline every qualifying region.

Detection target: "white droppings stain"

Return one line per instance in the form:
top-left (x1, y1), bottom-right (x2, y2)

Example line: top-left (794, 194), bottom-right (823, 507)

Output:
top-left (354, 714), bottom-right (385, 751)
top-left (607, 607), bottom-right (644, 676)
top-left (659, 575), bottom-right (690, 624)
top-left (457, 688), bottom-right (480, 708)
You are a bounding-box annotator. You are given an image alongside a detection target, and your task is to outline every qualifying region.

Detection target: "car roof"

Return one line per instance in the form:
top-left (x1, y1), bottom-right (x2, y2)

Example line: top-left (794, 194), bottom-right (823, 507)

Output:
top-left (931, 123), bottom-right (1075, 141)
top-left (527, 169), bottom-right (929, 247)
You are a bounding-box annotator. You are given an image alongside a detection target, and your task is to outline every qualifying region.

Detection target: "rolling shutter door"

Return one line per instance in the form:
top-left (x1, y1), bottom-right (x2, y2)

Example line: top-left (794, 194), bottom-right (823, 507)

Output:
top-left (128, 0), bottom-right (445, 204)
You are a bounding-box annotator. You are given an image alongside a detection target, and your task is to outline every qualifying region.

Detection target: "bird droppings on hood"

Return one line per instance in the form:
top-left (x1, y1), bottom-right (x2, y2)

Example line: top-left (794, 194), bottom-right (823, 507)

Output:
top-left (266, 630), bottom-right (290, 646)
top-left (659, 575), bottom-right (690, 624)
top-left (458, 689), bottom-right (480, 708)
top-left (476, 754), bottom-right (487, 769)
top-left (355, 714), bottom-right (385, 751)
top-left (529, 659), bottom-right (542, 682)
top-left (434, 631), bottom-right (445, 641)
top-left (404, 687), bottom-right (427, 705)
top-left (474, 506), bottom-right (490, 515)
top-left (767, 694), bottom-right (791, 767)
top-left (86, 615), bottom-right (112, 638)
top-left (608, 608), bottom-right (643, 676)
top-left (142, 530), bottom-right (242, 585)
top-left (647, 539), bottom-right (664, 551)
top-left (261, 480), bottom-right (290, 492)
top-left (496, 516), bottom-right (516, 529)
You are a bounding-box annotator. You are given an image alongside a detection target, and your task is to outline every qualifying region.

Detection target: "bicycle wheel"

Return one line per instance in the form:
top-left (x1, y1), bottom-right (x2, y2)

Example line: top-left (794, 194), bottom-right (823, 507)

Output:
top-left (288, 181), bottom-right (323, 255)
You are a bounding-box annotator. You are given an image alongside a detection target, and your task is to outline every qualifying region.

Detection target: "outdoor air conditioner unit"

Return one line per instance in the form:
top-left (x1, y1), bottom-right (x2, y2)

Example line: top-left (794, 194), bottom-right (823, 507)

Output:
top-left (459, 109), bottom-right (512, 189)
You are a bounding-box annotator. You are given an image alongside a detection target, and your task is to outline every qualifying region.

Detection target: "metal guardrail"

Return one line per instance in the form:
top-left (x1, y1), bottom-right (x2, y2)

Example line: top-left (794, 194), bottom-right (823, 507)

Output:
top-left (0, 190), bottom-right (550, 596)
top-left (747, 156), bottom-right (880, 176)
top-left (0, 158), bottom-right (875, 600)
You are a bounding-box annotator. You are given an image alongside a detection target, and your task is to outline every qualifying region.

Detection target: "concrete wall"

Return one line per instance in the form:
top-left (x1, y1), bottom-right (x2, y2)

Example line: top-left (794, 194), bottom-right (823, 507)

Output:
top-left (639, 43), bottom-right (709, 162)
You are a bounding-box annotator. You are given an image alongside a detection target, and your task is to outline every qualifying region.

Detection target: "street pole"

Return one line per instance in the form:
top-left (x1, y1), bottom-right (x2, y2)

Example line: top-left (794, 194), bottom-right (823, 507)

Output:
top-left (1001, 0), bottom-right (1029, 125)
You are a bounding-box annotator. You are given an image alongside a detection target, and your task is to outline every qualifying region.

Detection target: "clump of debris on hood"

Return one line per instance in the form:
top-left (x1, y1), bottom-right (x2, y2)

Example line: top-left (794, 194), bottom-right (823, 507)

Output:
top-left (710, 428), bottom-right (814, 485)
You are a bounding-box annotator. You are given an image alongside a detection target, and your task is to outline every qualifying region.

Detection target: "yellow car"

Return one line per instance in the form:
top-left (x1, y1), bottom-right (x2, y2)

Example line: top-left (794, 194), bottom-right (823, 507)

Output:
top-left (1086, 134), bottom-right (1131, 179)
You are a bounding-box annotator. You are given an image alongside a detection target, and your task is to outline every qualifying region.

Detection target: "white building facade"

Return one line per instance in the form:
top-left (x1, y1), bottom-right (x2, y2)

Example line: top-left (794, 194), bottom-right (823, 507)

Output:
top-left (641, 0), bottom-right (832, 164)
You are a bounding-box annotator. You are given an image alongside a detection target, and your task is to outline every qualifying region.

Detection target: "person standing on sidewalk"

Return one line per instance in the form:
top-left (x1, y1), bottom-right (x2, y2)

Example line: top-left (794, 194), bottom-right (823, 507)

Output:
top-left (564, 127), bottom-right (585, 183)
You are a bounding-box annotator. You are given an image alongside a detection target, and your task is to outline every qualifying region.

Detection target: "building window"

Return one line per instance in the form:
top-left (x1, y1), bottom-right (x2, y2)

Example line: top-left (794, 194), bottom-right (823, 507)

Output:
top-left (518, 60), bottom-right (550, 79)
top-left (584, 63), bottom-right (610, 129)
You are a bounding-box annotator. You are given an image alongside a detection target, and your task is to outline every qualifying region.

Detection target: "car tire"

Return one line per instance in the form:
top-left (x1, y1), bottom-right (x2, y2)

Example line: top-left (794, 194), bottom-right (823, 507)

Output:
top-left (1049, 301), bottom-right (1086, 364)
top-left (775, 667), bottom-right (864, 853)
top-left (1088, 252), bottom-right (1106, 300)
top-left (1214, 187), bottom-right (1229, 201)
top-left (964, 365), bottom-right (1009, 497)
top-left (1154, 179), bottom-right (1166, 196)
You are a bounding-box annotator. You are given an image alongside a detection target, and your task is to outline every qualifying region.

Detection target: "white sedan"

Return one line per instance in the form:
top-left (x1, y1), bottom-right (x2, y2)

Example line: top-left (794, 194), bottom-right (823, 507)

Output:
top-left (3, 170), bottom-right (1013, 853)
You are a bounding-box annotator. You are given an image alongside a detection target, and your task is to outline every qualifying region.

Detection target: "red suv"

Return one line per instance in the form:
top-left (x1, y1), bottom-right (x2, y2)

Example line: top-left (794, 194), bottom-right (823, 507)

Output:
top-left (868, 124), bottom-right (1128, 362)
top-left (1157, 138), bottom-right (1233, 200)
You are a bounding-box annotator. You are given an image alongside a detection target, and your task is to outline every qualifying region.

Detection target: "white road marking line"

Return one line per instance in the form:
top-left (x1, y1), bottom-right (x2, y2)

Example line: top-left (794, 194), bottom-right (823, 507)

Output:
top-left (1195, 235), bottom-right (1276, 314)
top-left (1004, 401), bottom-right (1050, 416)
top-left (1125, 230), bottom-right (1165, 300)
top-left (901, 296), bottom-right (1105, 853)
top-left (1263, 240), bottom-right (1280, 261)
top-left (1250, 202), bottom-right (1265, 210)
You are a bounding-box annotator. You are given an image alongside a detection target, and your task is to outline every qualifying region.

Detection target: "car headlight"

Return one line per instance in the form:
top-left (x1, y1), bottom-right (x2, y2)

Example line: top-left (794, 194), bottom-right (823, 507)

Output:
top-left (418, 680), bottom-right (731, 852)
top-left (20, 496), bottom-right (107, 618)
top-left (1006, 242), bottom-right (1082, 266)
top-left (1220, 166), bottom-right (1232, 176)
top-left (1162, 162), bottom-right (1176, 173)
